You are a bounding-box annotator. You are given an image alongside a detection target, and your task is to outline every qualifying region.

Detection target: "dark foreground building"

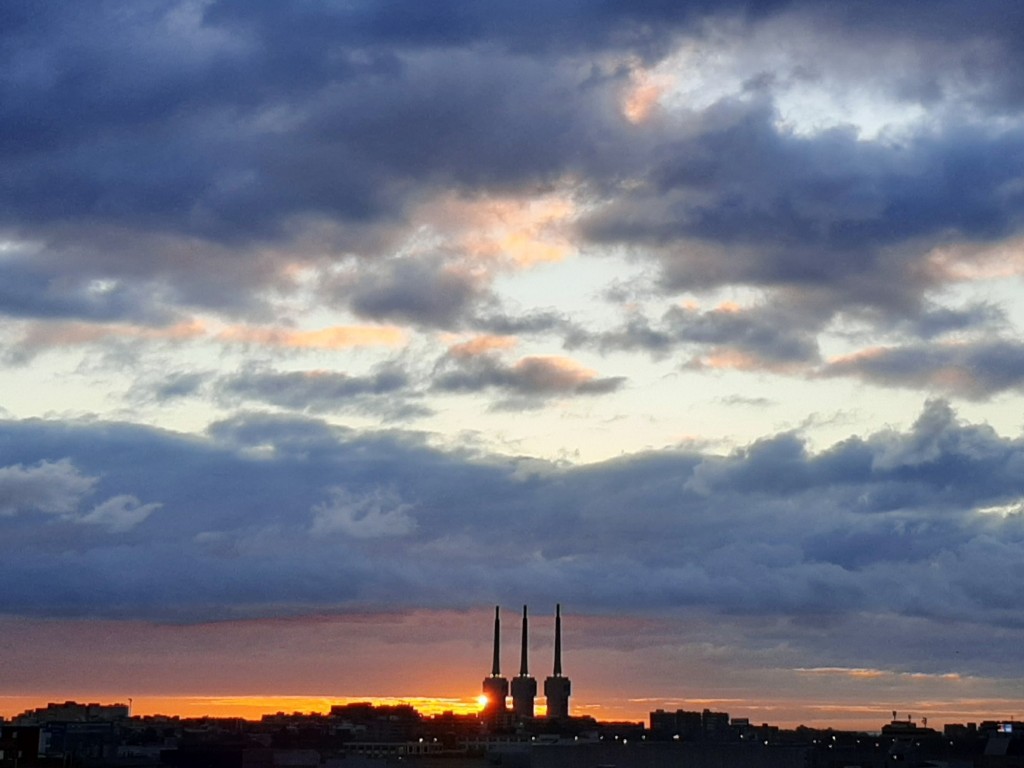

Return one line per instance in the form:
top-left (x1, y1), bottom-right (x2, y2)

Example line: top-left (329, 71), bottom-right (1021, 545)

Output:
top-left (532, 741), bottom-right (810, 768)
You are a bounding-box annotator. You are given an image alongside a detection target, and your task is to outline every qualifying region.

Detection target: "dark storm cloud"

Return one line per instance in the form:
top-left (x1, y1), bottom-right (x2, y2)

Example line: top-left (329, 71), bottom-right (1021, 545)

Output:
top-left (822, 340), bottom-right (1024, 398)
top-left (0, 1), bottom-right (628, 240)
top-left (4, 0), bottom-right (1024, 349)
top-left (0, 228), bottom-right (289, 322)
top-left (801, 1), bottom-right (1024, 97)
top-left (6, 0), bottom-right (1024, 695)
top-left (1, 400), bottom-right (1023, 642)
top-left (0, 0), bottom-right (663, 325)
top-left (582, 102), bottom-right (1024, 314)
top-left (200, 0), bottom-right (1024, 73)
top-left (0, 255), bottom-right (177, 324)
top-left (201, 0), bottom-right (791, 60)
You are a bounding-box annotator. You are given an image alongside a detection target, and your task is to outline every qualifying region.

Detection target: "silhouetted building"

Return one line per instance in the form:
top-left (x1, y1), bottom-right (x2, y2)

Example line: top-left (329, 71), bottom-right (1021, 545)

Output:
top-left (482, 605), bottom-right (510, 716)
top-left (702, 709), bottom-right (731, 741)
top-left (880, 712), bottom-right (936, 737)
top-left (42, 721), bottom-right (120, 763)
top-left (543, 604), bottom-right (571, 720)
top-left (328, 702), bottom-right (421, 742)
top-left (511, 605), bottom-right (537, 719)
top-left (14, 701), bottom-right (129, 725)
top-left (649, 708), bottom-right (734, 743)
top-left (650, 708), bottom-right (703, 741)
top-left (0, 726), bottom-right (40, 766)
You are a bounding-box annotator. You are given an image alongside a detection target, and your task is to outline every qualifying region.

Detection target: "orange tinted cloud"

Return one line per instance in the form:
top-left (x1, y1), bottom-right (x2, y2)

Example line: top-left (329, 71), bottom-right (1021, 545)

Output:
top-left (415, 192), bottom-right (577, 269)
top-left (19, 320), bottom-right (206, 349)
top-left (622, 63), bottom-right (667, 124)
top-left (694, 349), bottom-right (765, 371)
top-left (690, 347), bottom-right (805, 374)
top-left (217, 324), bottom-right (406, 349)
top-left (511, 355), bottom-right (598, 389)
top-left (823, 344), bottom-right (979, 395)
top-left (922, 236), bottom-right (1024, 281)
top-left (446, 335), bottom-right (518, 358)
top-left (713, 301), bottom-right (743, 314)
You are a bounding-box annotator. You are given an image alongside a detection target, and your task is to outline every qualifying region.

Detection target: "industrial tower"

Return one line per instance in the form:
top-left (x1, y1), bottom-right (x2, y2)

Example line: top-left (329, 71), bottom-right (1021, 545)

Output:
top-left (543, 603), bottom-right (571, 719)
top-left (481, 606), bottom-right (509, 715)
top-left (510, 605), bottom-right (537, 718)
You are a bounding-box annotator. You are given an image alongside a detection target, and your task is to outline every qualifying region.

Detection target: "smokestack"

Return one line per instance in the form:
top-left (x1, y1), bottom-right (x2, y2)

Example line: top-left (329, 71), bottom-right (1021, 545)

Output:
top-left (492, 605), bottom-right (501, 676)
top-left (482, 605), bottom-right (509, 715)
top-left (553, 603), bottom-right (562, 676)
top-left (543, 603), bottom-right (571, 719)
top-left (519, 605), bottom-right (529, 676)
top-left (511, 605), bottom-right (537, 718)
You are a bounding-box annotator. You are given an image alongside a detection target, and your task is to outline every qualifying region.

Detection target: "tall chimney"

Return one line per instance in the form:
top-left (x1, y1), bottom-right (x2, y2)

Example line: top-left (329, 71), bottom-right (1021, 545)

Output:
top-left (481, 605), bottom-right (509, 716)
top-left (553, 603), bottom-right (562, 676)
top-left (492, 605), bottom-right (501, 677)
top-left (511, 605), bottom-right (536, 718)
top-left (543, 603), bottom-right (571, 719)
top-left (520, 605), bottom-right (529, 676)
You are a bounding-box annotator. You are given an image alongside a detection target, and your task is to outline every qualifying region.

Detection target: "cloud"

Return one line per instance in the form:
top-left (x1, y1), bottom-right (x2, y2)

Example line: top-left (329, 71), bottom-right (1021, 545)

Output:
top-left (216, 324), bottom-right (406, 349)
top-left (4, 319), bottom-right (206, 365)
top-left (0, 255), bottom-right (182, 324)
top-left (822, 340), bottom-right (1024, 398)
top-left (446, 335), bottom-right (519, 358)
top-left (583, 301), bottom-right (821, 369)
top-left (215, 365), bottom-right (429, 419)
top-left (1, 6), bottom-right (635, 331)
top-left (79, 495), bottom-right (161, 533)
top-left (0, 459), bottom-right (96, 517)
top-left (7, 0), bottom-right (1024, 706)
top-left (432, 353), bottom-right (626, 402)
top-left (584, 99), bottom-right (1024, 312)
top-left (473, 309), bottom-right (572, 337)
top-left (0, 458), bottom-right (158, 532)
top-left (342, 257), bottom-right (487, 330)
top-left (311, 487), bottom-right (417, 539)
top-left (198, 1), bottom-right (782, 73)
top-left (402, 191), bottom-right (578, 269)
top-left (150, 371), bottom-right (212, 402)
top-left (0, 400), bottom-right (1021, 638)
top-left (4, 0), bottom-right (1024, 371)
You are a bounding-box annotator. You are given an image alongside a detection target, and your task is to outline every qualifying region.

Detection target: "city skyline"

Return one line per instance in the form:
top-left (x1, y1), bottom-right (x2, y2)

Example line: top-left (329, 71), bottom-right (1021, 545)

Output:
top-left (3, 0), bottom-right (1024, 732)
top-left (1, 604), bottom-right (1021, 730)
top-left (4, 695), bottom-right (1015, 768)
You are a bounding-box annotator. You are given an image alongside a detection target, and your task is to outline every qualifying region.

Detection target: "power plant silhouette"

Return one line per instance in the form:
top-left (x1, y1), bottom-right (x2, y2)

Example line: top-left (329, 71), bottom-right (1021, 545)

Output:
top-left (482, 604), bottom-right (571, 720)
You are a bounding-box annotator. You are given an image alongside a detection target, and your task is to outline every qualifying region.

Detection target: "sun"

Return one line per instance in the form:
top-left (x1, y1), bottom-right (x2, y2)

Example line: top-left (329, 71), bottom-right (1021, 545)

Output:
top-left (476, 695), bottom-right (489, 708)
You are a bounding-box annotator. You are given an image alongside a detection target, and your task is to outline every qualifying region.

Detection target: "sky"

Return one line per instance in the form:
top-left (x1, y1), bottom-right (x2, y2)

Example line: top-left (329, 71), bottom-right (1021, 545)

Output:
top-left (3, 0), bottom-right (1024, 730)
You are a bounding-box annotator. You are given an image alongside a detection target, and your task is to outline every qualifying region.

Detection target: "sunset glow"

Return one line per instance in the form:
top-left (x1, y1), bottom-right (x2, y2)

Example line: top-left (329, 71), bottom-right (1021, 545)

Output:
top-left (3, 0), bottom-right (1024, 734)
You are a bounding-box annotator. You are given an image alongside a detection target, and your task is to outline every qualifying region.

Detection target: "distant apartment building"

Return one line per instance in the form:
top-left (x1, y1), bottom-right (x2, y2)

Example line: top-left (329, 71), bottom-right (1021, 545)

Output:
top-left (13, 701), bottom-right (129, 724)
top-left (649, 708), bottom-right (742, 742)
